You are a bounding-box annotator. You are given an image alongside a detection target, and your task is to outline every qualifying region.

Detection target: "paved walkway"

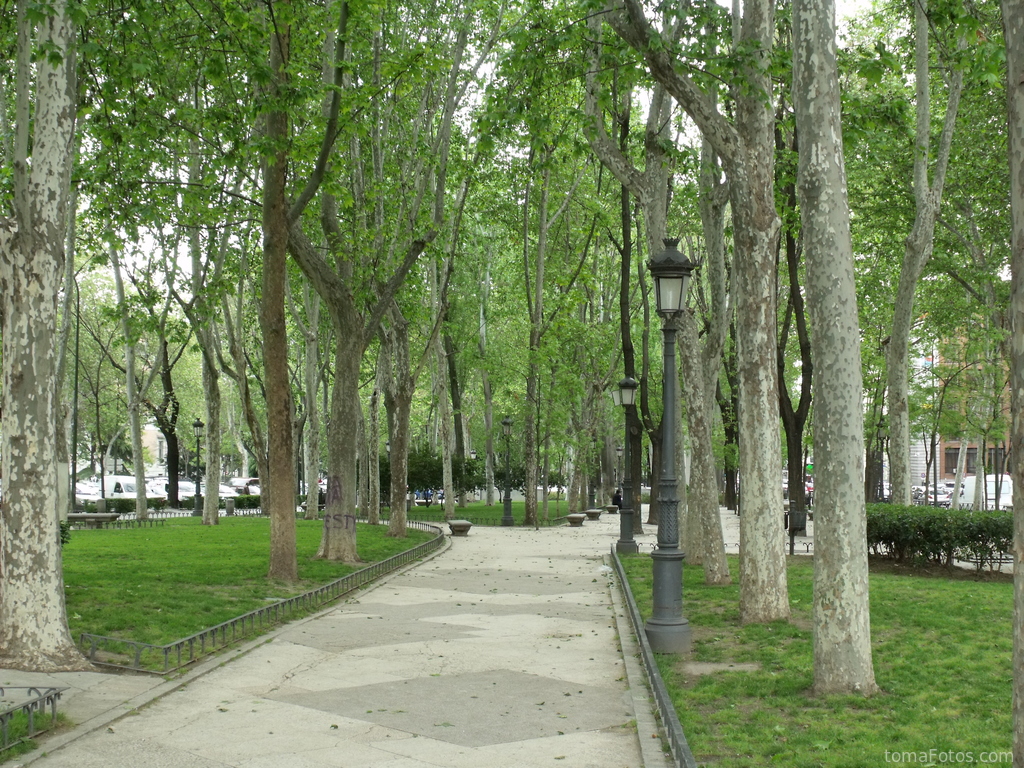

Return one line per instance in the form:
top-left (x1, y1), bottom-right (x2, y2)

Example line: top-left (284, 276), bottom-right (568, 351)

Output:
top-left (5, 512), bottom-right (676, 768)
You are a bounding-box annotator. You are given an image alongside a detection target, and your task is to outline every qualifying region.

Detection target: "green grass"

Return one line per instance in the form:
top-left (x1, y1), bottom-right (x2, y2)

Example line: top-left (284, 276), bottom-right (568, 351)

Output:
top-left (0, 711), bottom-right (63, 761)
top-left (620, 555), bottom-right (1013, 767)
top-left (63, 517), bottom-right (433, 647)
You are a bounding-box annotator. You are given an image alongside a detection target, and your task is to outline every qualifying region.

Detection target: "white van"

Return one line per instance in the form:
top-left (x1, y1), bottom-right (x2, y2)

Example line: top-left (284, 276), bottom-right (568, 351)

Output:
top-left (99, 475), bottom-right (167, 502)
top-left (958, 474), bottom-right (1013, 511)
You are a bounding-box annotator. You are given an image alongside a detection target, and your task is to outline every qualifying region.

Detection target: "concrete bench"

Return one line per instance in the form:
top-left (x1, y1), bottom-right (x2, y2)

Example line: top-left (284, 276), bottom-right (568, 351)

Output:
top-left (447, 519), bottom-right (472, 536)
top-left (605, 504), bottom-right (619, 515)
top-left (67, 513), bottom-right (120, 529)
top-left (566, 513), bottom-right (586, 527)
top-left (584, 508), bottom-right (603, 521)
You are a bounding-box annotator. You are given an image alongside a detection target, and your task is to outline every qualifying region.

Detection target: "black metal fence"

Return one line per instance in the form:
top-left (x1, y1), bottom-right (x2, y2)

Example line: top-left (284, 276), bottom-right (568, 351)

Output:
top-left (0, 686), bottom-right (66, 754)
top-left (79, 521), bottom-right (445, 674)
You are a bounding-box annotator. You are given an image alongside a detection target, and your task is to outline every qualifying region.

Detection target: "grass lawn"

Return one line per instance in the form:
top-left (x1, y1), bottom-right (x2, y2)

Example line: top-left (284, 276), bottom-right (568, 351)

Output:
top-left (62, 517), bottom-right (433, 647)
top-left (620, 554), bottom-right (1012, 767)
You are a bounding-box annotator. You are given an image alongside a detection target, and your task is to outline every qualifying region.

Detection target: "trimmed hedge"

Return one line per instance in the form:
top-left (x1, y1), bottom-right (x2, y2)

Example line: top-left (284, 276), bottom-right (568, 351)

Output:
top-left (81, 495), bottom-right (262, 513)
top-left (866, 503), bottom-right (1012, 570)
top-left (82, 497), bottom-right (168, 515)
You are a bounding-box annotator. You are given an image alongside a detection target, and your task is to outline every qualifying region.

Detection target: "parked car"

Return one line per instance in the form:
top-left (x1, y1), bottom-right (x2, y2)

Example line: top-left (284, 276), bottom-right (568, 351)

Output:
top-left (229, 477), bottom-right (260, 496)
top-left (75, 481), bottom-right (101, 505)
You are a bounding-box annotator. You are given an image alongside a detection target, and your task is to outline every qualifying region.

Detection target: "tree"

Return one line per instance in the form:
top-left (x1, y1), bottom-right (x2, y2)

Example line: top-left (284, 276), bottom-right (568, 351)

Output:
top-left (1001, 0), bottom-right (1024, 760)
top-left (793, 0), bottom-right (877, 695)
top-left (609, 0), bottom-right (790, 622)
top-left (0, 0), bottom-right (88, 670)
top-left (885, 0), bottom-right (965, 505)
top-left (260, 0), bottom-right (298, 580)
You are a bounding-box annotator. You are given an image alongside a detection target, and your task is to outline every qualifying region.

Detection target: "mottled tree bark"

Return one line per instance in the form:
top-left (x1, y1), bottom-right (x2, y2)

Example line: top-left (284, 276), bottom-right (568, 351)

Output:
top-left (0, 0), bottom-right (88, 671)
top-left (1001, 0), bottom-right (1024, 759)
top-left (793, 0), bottom-right (877, 695)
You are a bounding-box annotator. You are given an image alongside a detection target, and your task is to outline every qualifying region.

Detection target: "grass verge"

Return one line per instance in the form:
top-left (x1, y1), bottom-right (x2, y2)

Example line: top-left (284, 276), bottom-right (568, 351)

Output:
top-left (63, 517), bottom-right (433, 647)
top-left (620, 554), bottom-right (1012, 767)
top-left (0, 711), bottom-right (63, 762)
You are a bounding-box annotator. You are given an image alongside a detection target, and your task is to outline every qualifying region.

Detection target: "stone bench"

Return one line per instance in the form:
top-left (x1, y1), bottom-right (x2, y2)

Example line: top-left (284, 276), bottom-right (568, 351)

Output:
top-left (605, 504), bottom-right (619, 515)
top-left (566, 513), bottom-right (586, 527)
top-left (447, 519), bottom-right (472, 536)
top-left (584, 508), bottom-right (603, 521)
top-left (67, 513), bottom-right (120, 529)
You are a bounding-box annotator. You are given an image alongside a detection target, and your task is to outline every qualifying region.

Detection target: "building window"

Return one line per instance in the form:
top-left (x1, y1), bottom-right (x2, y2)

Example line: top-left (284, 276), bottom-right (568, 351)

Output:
top-left (945, 446), bottom-right (978, 475)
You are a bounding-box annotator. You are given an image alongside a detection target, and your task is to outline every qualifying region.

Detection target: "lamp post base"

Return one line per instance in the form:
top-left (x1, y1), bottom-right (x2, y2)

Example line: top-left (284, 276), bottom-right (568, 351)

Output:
top-left (645, 615), bottom-right (691, 654)
top-left (645, 546), bottom-right (690, 654)
top-left (616, 508), bottom-right (638, 553)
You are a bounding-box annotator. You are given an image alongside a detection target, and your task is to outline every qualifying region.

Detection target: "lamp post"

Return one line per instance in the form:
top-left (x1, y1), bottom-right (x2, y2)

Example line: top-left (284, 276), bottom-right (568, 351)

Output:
top-left (615, 377), bottom-right (639, 554)
top-left (646, 237), bottom-right (694, 654)
top-left (192, 418), bottom-right (205, 509)
top-left (501, 416), bottom-right (514, 526)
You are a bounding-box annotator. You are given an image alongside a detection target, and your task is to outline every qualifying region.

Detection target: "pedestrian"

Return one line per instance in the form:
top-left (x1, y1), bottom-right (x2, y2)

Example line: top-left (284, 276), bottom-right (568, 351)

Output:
top-left (612, 488), bottom-right (622, 510)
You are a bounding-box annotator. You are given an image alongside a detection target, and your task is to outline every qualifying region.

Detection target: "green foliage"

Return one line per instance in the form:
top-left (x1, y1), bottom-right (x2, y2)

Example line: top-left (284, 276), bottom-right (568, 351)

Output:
top-left (229, 494), bottom-right (261, 510)
top-left (381, 449), bottom-right (487, 497)
top-left (866, 503), bottom-right (1012, 569)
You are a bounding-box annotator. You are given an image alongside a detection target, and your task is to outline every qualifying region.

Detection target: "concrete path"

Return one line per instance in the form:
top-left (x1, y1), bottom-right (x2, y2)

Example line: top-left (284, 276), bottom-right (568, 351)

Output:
top-left (5, 512), bottom-right (676, 768)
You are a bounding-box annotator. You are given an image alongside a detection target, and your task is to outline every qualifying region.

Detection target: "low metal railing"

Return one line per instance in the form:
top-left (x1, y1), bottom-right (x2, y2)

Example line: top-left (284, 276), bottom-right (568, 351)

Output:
top-left (610, 546), bottom-right (698, 768)
top-left (0, 687), bottom-right (66, 753)
top-left (79, 521), bottom-right (445, 674)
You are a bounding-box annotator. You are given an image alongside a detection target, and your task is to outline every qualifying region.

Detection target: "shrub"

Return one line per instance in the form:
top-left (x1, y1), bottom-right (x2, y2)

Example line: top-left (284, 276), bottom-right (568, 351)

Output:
top-left (232, 494), bottom-right (261, 510)
top-left (866, 503), bottom-right (1012, 570)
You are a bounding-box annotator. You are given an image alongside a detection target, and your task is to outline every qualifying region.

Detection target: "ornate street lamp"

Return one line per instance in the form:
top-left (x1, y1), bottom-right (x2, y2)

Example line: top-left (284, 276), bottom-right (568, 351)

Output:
top-left (646, 237), bottom-right (695, 654)
top-left (615, 377), bottom-right (639, 554)
top-left (192, 418), bottom-right (205, 507)
top-left (501, 416), bottom-right (514, 526)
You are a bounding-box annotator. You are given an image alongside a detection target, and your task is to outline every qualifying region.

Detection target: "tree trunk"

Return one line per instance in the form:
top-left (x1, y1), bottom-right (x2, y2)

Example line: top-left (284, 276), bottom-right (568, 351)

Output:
top-left (201, 356), bottom-right (221, 526)
top-left (1001, 0), bottom-right (1024, 759)
top-left (110, 244), bottom-right (150, 521)
top-left (886, 0), bottom-right (964, 505)
top-left (383, 308), bottom-right (415, 538)
top-left (793, 0), bottom-right (877, 694)
top-left (302, 288), bottom-right (322, 520)
top-left (367, 384), bottom-right (381, 525)
top-left (680, 312), bottom-right (730, 585)
top-left (0, 0), bottom-right (88, 671)
top-left (777, 129), bottom-right (813, 521)
top-left (436, 337), bottom-right (456, 521)
top-left (444, 334), bottom-right (466, 507)
top-left (262, 10), bottom-right (297, 581)
top-left (316, 335), bottom-right (360, 562)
